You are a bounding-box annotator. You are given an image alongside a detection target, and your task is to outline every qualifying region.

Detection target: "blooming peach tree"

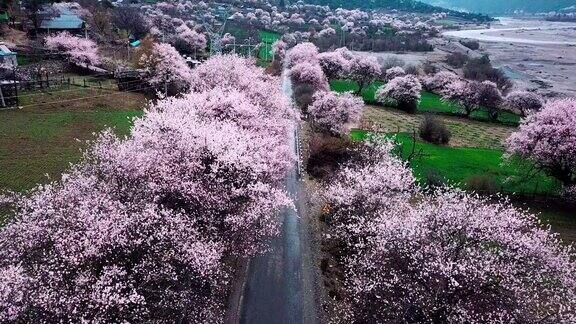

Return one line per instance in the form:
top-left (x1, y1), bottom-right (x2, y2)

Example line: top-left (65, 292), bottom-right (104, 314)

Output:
top-left (376, 75), bottom-right (422, 113)
top-left (325, 140), bottom-right (576, 323)
top-left (140, 42), bottom-right (192, 95)
top-left (318, 50), bottom-right (349, 80)
top-left (308, 91), bottom-right (363, 136)
top-left (507, 98), bottom-right (576, 186)
top-left (0, 54), bottom-right (296, 323)
top-left (44, 31), bottom-right (100, 67)
top-left (504, 91), bottom-right (544, 116)
top-left (346, 55), bottom-right (380, 95)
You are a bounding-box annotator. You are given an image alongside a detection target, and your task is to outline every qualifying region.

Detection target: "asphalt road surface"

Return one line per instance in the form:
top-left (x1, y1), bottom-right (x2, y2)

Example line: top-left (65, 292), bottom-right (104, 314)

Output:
top-left (239, 71), bottom-right (316, 324)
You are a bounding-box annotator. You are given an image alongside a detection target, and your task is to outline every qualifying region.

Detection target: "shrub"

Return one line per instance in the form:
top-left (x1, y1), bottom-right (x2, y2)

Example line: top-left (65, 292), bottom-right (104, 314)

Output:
top-left (307, 134), bottom-right (356, 179)
top-left (465, 175), bottom-right (499, 195)
top-left (463, 55), bottom-right (512, 90)
top-left (419, 115), bottom-right (451, 145)
top-left (460, 39), bottom-right (480, 50)
top-left (446, 52), bottom-right (468, 68)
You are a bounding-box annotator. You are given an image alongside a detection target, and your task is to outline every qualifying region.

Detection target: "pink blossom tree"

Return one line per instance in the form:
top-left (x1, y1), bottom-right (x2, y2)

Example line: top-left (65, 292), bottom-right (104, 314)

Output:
top-left (325, 147), bottom-right (576, 323)
top-left (44, 31), bottom-right (100, 67)
top-left (284, 42), bottom-right (319, 68)
top-left (220, 33), bottom-right (236, 51)
top-left (0, 55), bottom-right (297, 322)
top-left (0, 174), bottom-right (225, 322)
top-left (140, 42), bottom-right (192, 96)
top-left (384, 66), bottom-right (406, 81)
top-left (442, 80), bottom-right (502, 119)
top-left (308, 91), bottom-right (364, 136)
top-left (376, 75), bottom-right (422, 113)
top-left (289, 62), bottom-right (329, 92)
top-left (441, 80), bottom-right (478, 116)
top-left (346, 55), bottom-right (381, 95)
top-left (507, 98), bottom-right (576, 186)
top-left (504, 91), bottom-right (545, 116)
top-left (175, 24), bottom-right (207, 56)
top-left (474, 80), bottom-right (503, 121)
top-left (421, 71), bottom-right (460, 93)
top-left (271, 39), bottom-right (288, 62)
top-left (318, 50), bottom-right (350, 80)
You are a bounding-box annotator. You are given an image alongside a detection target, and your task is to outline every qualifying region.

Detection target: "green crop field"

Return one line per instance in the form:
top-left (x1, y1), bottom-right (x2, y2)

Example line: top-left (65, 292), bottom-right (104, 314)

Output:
top-left (0, 85), bottom-right (146, 192)
top-left (350, 130), bottom-right (561, 196)
top-left (330, 79), bottom-right (521, 125)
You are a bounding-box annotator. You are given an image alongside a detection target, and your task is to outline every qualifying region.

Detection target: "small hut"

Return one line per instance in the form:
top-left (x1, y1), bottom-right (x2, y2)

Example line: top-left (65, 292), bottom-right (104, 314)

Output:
top-left (0, 43), bottom-right (17, 67)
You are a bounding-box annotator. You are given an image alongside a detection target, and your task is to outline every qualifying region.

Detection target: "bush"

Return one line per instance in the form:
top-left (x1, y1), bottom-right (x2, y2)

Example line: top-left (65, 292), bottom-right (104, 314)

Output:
top-left (404, 64), bottom-right (422, 76)
top-left (419, 115), bottom-right (451, 145)
top-left (460, 39), bottom-right (480, 50)
top-left (465, 175), bottom-right (499, 195)
top-left (307, 134), bottom-right (356, 179)
top-left (425, 169), bottom-right (446, 189)
top-left (293, 83), bottom-right (316, 111)
top-left (422, 61), bottom-right (438, 75)
top-left (463, 55), bottom-right (512, 90)
top-left (446, 52), bottom-right (469, 68)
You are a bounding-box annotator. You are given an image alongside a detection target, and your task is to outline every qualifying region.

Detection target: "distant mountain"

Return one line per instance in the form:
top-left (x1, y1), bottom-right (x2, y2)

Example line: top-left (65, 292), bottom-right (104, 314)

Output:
top-left (419, 0), bottom-right (575, 14)
top-left (305, 0), bottom-right (491, 21)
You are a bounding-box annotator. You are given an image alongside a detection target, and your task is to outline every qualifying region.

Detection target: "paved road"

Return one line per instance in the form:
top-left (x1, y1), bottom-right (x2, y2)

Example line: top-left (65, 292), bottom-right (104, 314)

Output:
top-left (239, 71), bottom-right (315, 324)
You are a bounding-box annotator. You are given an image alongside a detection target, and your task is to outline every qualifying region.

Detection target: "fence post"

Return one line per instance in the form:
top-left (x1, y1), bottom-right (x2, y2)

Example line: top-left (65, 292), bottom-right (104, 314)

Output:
top-left (13, 79), bottom-right (18, 107)
top-left (83, 79), bottom-right (87, 88)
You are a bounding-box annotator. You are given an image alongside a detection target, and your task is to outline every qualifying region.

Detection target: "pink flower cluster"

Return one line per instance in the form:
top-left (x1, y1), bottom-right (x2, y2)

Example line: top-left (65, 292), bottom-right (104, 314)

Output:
top-left (140, 42), bottom-right (193, 95)
top-left (284, 42), bottom-right (320, 68)
top-left (0, 55), bottom-right (296, 322)
top-left (325, 139), bottom-right (576, 323)
top-left (44, 31), bottom-right (100, 67)
top-left (421, 71), bottom-right (460, 93)
top-left (376, 75), bottom-right (422, 110)
top-left (308, 91), bottom-right (363, 135)
top-left (384, 66), bottom-right (406, 81)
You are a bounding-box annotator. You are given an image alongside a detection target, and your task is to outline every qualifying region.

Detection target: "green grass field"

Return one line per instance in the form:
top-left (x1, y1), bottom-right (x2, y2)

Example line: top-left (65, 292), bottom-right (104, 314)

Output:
top-left (350, 130), bottom-right (561, 196)
top-left (0, 85), bottom-right (146, 192)
top-left (330, 79), bottom-right (521, 125)
top-left (258, 30), bottom-right (281, 62)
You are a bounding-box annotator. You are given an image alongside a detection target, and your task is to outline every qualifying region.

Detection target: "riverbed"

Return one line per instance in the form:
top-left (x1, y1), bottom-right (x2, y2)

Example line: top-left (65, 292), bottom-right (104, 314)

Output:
top-left (443, 18), bottom-right (576, 97)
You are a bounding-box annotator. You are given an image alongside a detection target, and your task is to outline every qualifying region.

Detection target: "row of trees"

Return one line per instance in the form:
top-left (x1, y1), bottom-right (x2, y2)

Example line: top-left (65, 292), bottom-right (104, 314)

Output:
top-left (0, 55), bottom-right (296, 322)
top-left (323, 137), bottom-right (576, 322)
top-left (283, 42), bottom-right (364, 136)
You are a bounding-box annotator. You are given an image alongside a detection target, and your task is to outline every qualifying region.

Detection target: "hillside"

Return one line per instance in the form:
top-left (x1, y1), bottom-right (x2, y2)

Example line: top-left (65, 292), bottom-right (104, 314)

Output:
top-left (304, 0), bottom-right (491, 21)
top-left (420, 0), bottom-right (575, 14)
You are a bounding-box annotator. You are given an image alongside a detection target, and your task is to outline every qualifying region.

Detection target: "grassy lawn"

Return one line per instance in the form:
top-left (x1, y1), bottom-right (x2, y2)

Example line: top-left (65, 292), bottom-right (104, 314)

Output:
top-left (330, 79), bottom-right (521, 125)
top-left (350, 130), bottom-right (561, 196)
top-left (362, 106), bottom-right (514, 149)
top-left (258, 30), bottom-right (281, 62)
top-left (0, 85), bottom-right (146, 192)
